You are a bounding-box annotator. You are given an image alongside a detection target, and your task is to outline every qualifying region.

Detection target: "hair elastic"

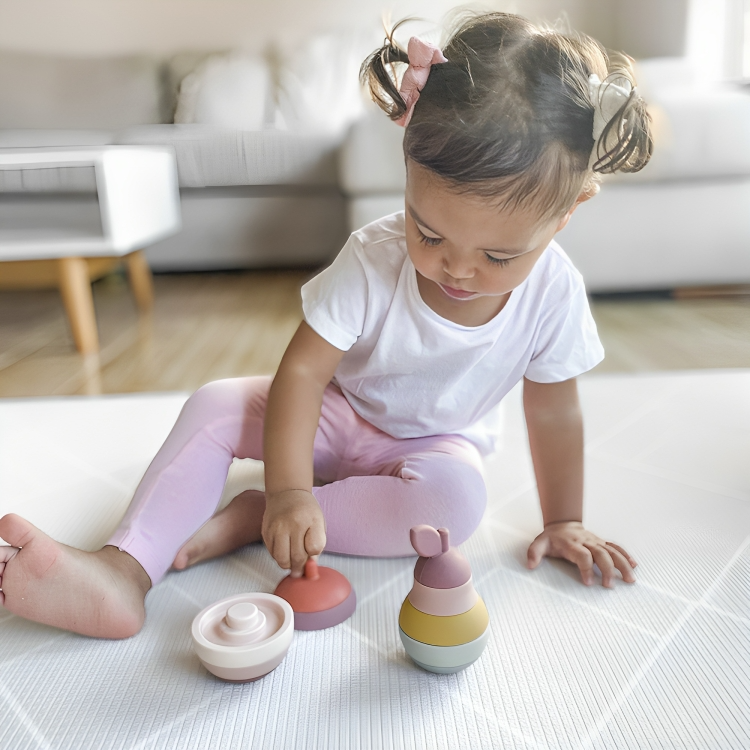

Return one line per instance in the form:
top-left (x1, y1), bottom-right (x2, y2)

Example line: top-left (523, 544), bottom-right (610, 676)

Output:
top-left (395, 37), bottom-right (448, 127)
top-left (588, 73), bottom-right (633, 141)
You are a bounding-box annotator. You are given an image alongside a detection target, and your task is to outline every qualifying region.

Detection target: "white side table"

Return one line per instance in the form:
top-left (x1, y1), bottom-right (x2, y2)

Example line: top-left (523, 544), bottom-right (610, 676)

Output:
top-left (0, 146), bottom-right (181, 353)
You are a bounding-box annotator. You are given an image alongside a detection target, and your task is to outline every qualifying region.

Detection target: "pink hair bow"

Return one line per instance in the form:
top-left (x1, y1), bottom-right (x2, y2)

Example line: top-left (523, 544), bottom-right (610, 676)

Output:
top-left (395, 37), bottom-right (448, 127)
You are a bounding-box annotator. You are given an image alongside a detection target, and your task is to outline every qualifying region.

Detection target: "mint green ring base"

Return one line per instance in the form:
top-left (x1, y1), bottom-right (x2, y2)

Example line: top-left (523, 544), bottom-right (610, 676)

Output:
top-left (411, 658), bottom-right (473, 674)
top-left (399, 626), bottom-right (489, 673)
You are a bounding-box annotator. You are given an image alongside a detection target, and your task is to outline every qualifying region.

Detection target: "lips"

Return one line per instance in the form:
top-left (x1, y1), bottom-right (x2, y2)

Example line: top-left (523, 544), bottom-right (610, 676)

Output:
top-left (439, 284), bottom-right (479, 300)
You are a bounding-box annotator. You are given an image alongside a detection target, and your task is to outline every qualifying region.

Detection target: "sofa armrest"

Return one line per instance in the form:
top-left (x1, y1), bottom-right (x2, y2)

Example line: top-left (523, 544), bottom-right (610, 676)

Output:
top-left (339, 109), bottom-right (406, 196)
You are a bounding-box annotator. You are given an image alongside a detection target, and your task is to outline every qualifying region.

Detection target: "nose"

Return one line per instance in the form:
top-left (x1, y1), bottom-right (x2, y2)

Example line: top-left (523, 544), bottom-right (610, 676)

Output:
top-left (443, 252), bottom-right (474, 281)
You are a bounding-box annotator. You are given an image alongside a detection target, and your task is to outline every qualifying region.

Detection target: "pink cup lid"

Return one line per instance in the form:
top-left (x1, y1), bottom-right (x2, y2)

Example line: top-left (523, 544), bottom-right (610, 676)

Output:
top-left (195, 593), bottom-right (291, 649)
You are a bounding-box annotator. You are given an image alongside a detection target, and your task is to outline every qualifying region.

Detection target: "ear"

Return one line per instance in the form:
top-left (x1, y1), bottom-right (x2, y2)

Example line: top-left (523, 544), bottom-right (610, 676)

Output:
top-left (554, 187), bottom-right (597, 233)
top-left (410, 525), bottom-right (443, 557)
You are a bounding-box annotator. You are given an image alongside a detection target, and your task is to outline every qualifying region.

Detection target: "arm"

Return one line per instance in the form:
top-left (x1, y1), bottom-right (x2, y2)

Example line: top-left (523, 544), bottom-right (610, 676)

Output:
top-left (262, 321), bottom-right (345, 577)
top-left (523, 377), bottom-right (637, 587)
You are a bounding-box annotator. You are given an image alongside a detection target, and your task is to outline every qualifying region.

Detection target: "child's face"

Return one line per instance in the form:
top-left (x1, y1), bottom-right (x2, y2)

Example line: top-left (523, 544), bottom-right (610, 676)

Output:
top-left (405, 161), bottom-right (578, 325)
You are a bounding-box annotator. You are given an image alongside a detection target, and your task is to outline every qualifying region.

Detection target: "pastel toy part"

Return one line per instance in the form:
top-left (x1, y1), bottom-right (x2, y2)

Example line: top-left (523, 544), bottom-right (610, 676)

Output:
top-left (292, 588), bottom-right (357, 631)
top-left (192, 593), bottom-right (294, 682)
top-left (399, 596), bottom-right (489, 647)
top-left (273, 558), bottom-right (356, 630)
top-left (413, 547), bottom-right (471, 589)
top-left (407, 577), bottom-right (478, 617)
top-left (410, 524), bottom-right (445, 557)
top-left (399, 627), bottom-right (490, 673)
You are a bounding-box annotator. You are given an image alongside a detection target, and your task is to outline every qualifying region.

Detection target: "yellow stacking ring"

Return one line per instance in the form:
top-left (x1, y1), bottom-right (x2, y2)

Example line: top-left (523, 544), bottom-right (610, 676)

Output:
top-left (399, 597), bottom-right (489, 647)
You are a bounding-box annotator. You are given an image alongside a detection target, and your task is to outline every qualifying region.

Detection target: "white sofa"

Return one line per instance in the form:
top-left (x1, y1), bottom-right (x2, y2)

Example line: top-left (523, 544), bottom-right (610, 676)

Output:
top-left (340, 59), bottom-right (750, 293)
top-left (0, 48), bottom-right (353, 271)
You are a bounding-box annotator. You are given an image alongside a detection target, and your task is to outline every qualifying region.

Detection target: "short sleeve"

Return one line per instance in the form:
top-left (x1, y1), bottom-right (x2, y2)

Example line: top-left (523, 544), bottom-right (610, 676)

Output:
top-left (524, 278), bottom-right (604, 383)
top-left (301, 235), bottom-right (369, 352)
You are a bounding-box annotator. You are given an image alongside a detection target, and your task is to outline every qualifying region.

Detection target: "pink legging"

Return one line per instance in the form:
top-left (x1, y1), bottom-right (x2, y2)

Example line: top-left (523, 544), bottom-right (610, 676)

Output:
top-left (108, 377), bottom-right (487, 585)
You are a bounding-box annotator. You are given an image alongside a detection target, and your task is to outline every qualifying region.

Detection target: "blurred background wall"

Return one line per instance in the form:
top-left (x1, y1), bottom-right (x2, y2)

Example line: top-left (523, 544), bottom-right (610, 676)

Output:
top-left (0, 0), bottom-right (694, 61)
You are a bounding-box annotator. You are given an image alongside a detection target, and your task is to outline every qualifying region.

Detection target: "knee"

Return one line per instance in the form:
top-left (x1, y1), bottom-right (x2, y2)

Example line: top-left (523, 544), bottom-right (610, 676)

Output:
top-left (435, 464), bottom-right (487, 546)
top-left (403, 457), bottom-right (487, 546)
top-left (185, 377), bottom-right (271, 422)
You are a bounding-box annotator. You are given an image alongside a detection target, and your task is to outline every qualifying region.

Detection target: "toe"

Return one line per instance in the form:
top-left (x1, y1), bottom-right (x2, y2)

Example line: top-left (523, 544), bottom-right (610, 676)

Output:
top-left (173, 542), bottom-right (198, 570)
top-left (0, 545), bottom-right (19, 569)
top-left (172, 550), bottom-right (188, 570)
top-left (0, 514), bottom-right (37, 548)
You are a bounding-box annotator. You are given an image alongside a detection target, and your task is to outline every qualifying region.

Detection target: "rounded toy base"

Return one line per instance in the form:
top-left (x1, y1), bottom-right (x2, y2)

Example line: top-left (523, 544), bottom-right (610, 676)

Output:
top-left (411, 658), bottom-right (475, 674)
top-left (293, 589), bottom-right (357, 630)
top-left (399, 626), bottom-right (489, 671)
top-left (215, 670), bottom-right (272, 683)
top-left (198, 651), bottom-right (287, 682)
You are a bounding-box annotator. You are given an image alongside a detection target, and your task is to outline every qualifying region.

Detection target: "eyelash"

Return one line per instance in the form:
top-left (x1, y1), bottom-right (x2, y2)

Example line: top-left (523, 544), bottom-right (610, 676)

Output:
top-left (416, 228), bottom-right (511, 267)
top-left (417, 229), bottom-right (443, 247)
top-left (484, 253), bottom-right (511, 267)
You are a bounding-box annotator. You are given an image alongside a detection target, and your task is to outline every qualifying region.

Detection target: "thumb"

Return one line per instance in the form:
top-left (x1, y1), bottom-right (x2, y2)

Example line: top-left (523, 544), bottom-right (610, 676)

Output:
top-left (304, 522), bottom-right (326, 558)
top-left (527, 535), bottom-right (550, 569)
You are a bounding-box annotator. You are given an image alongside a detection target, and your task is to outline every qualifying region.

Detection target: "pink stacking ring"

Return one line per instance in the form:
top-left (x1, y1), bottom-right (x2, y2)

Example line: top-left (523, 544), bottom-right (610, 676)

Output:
top-left (408, 577), bottom-right (478, 617)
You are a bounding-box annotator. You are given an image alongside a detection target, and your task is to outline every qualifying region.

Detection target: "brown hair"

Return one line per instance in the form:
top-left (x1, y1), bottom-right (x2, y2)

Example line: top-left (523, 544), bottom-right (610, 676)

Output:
top-left (361, 13), bottom-right (653, 220)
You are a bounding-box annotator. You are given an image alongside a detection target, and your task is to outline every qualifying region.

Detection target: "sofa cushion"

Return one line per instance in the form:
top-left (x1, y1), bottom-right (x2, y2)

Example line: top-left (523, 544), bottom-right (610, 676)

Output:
top-left (163, 51), bottom-right (229, 123)
top-left (276, 31), bottom-right (378, 137)
top-left (0, 51), bottom-right (164, 129)
top-left (116, 125), bottom-right (341, 187)
top-left (174, 54), bottom-right (273, 130)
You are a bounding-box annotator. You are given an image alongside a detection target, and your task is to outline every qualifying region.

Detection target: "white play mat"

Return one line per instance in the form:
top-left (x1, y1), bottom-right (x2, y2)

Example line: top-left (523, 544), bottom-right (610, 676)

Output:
top-left (1, 372), bottom-right (748, 749)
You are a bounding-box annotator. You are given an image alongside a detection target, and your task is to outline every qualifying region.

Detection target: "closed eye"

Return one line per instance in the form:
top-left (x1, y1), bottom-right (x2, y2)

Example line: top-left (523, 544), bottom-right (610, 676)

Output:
top-left (485, 253), bottom-right (511, 267)
top-left (417, 228), bottom-right (443, 247)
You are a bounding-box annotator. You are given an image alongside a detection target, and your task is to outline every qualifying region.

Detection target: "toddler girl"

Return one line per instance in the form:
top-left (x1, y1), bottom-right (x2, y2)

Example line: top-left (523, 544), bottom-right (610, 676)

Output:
top-left (0, 13), bottom-right (651, 638)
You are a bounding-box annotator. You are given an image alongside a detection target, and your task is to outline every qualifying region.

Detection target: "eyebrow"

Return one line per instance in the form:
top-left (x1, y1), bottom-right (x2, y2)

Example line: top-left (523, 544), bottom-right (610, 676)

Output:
top-left (408, 206), bottom-right (526, 257)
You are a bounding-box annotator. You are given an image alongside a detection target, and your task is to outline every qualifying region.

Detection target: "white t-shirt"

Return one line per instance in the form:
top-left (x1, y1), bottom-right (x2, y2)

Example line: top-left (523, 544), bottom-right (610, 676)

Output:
top-left (302, 212), bottom-right (603, 455)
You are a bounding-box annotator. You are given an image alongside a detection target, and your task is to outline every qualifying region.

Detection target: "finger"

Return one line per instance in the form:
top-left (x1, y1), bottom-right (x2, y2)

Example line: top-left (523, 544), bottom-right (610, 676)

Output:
top-left (586, 544), bottom-right (616, 588)
top-left (289, 532), bottom-right (309, 578)
top-left (272, 534), bottom-right (292, 573)
top-left (568, 544), bottom-right (595, 585)
top-left (304, 522), bottom-right (326, 558)
top-left (527, 535), bottom-right (550, 569)
top-left (605, 543), bottom-right (637, 583)
top-left (606, 541), bottom-right (638, 568)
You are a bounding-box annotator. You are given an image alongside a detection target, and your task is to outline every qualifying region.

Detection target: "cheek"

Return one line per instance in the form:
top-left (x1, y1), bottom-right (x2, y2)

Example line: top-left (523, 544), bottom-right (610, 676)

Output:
top-left (479, 255), bottom-right (538, 293)
top-left (503, 254), bottom-right (542, 287)
top-left (407, 240), bottom-right (440, 275)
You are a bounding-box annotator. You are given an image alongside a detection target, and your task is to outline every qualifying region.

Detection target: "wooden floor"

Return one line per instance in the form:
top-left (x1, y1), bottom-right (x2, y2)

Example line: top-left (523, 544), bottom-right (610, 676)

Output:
top-left (0, 269), bottom-right (749, 397)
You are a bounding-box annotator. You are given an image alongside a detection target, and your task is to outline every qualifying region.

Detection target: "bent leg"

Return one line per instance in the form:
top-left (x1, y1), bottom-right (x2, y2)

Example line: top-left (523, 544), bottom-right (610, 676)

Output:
top-left (313, 436), bottom-right (487, 557)
top-left (108, 376), bottom-right (272, 584)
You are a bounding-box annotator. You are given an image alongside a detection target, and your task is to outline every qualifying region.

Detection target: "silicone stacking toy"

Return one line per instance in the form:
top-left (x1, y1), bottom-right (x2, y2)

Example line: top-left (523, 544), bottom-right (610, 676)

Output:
top-left (399, 525), bottom-right (490, 674)
top-left (274, 558), bottom-right (356, 630)
top-left (192, 593), bottom-right (294, 682)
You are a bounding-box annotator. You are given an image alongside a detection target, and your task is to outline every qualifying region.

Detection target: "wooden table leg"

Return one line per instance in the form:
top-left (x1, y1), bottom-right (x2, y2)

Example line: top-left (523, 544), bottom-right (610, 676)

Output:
top-left (58, 257), bottom-right (99, 354)
top-left (125, 250), bottom-right (154, 312)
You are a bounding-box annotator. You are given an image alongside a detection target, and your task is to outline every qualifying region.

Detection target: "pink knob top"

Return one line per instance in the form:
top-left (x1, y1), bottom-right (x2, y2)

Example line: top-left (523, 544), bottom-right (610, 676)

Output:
top-left (410, 525), bottom-right (472, 589)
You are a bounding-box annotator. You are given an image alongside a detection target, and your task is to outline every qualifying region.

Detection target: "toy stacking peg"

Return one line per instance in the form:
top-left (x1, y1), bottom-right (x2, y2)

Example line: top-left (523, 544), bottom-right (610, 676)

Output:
top-left (399, 525), bottom-right (490, 673)
top-left (274, 558), bottom-right (357, 630)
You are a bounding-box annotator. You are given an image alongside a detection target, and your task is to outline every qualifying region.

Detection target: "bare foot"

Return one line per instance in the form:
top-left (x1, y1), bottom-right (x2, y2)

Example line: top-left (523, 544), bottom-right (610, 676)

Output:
top-left (173, 490), bottom-right (265, 570)
top-left (0, 514), bottom-right (151, 639)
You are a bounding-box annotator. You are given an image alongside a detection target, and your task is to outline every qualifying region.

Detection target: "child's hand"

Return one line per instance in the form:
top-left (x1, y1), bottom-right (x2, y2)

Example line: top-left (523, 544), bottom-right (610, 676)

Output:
top-left (526, 521), bottom-right (637, 587)
top-left (261, 489), bottom-right (326, 578)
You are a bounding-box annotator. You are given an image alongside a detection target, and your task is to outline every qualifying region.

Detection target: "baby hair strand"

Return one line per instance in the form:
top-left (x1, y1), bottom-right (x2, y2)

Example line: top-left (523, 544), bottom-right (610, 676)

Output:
top-left (360, 20), bottom-right (412, 122)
